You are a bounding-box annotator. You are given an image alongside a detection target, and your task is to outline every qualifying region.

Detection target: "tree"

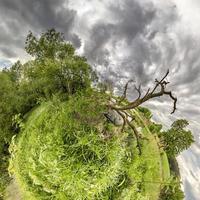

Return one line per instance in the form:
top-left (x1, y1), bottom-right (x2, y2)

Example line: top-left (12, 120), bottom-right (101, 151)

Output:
top-left (25, 28), bottom-right (75, 60)
top-left (23, 29), bottom-right (95, 100)
top-left (0, 71), bottom-right (19, 140)
top-left (0, 28), bottom-right (96, 139)
top-left (0, 29), bottom-right (96, 150)
top-left (160, 119), bottom-right (194, 157)
top-left (138, 106), bottom-right (152, 119)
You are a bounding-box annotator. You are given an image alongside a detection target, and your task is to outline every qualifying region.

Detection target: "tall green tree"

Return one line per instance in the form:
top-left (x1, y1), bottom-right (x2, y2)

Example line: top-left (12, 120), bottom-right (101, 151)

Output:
top-left (160, 119), bottom-right (194, 157)
top-left (23, 29), bottom-right (96, 99)
top-left (0, 71), bottom-right (19, 143)
top-left (25, 29), bottom-right (75, 60)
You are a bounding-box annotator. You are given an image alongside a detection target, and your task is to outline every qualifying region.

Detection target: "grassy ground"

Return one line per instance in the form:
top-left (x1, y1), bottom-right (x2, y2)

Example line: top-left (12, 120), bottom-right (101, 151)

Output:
top-left (6, 93), bottom-right (170, 200)
top-left (133, 110), bottom-right (170, 200)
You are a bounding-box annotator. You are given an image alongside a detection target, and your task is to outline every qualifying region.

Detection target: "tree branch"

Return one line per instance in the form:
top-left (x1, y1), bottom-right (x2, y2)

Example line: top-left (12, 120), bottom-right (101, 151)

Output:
top-left (118, 80), bottom-right (133, 103)
top-left (111, 70), bottom-right (177, 114)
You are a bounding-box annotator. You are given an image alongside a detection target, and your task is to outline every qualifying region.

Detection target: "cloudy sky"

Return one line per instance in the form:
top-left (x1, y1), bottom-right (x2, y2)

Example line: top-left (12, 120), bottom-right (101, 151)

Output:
top-left (0, 0), bottom-right (200, 199)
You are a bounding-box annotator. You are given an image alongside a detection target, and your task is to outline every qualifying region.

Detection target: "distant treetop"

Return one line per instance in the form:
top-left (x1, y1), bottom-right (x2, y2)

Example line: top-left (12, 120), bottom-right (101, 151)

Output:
top-left (25, 28), bottom-right (75, 60)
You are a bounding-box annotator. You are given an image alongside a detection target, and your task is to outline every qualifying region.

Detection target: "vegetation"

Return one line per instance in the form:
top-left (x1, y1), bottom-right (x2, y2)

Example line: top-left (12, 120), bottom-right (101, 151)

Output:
top-left (9, 93), bottom-right (171, 200)
top-left (160, 119), bottom-right (194, 158)
top-left (10, 92), bottom-right (126, 199)
top-left (0, 29), bottom-right (94, 197)
top-left (159, 176), bottom-right (184, 200)
top-left (0, 29), bottom-right (194, 199)
top-left (0, 71), bottom-right (19, 197)
top-left (138, 107), bottom-right (152, 120)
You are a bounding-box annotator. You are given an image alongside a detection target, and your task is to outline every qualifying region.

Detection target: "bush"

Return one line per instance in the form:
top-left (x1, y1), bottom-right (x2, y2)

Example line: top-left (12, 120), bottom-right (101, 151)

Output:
top-left (159, 176), bottom-right (184, 200)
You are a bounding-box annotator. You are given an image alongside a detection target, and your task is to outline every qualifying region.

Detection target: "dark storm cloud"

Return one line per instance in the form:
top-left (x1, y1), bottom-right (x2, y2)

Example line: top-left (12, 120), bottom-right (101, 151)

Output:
top-left (0, 0), bottom-right (75, 31)
top-left (0, 23), bottom-right (23, 47)
top-left (109, 0), bottom-right (155, 43)
top-left (171, 36), bottom-right (200, 87)
top-left (82, 0), bottom-right (183, 92)
top-left (84, 22), bottom-right (115, 66)
top-left (84, 0), bottom-right (156, 79)
top-left (0, 0), bottom-right (80, 59)
top-left (0, 47), bottom-right (18, 58)
top-left (82, 0), bottom-right (200, 120)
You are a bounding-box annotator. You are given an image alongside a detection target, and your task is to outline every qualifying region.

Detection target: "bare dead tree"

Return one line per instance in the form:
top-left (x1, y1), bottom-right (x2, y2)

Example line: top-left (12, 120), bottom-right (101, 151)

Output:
top-left (106, 70), bottom-right (177, 155)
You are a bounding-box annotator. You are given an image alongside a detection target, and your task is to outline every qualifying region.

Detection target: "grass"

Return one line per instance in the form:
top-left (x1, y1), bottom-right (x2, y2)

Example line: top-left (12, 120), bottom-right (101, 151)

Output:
top-left (8, 91), bottom-right (171, 200)
top-left (134, 109), bottom-right (170, 199)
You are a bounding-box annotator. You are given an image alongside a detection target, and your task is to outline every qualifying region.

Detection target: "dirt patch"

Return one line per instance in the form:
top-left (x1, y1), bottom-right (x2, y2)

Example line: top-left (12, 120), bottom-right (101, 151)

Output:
top-left (4, 178), bottom-right (22, 200)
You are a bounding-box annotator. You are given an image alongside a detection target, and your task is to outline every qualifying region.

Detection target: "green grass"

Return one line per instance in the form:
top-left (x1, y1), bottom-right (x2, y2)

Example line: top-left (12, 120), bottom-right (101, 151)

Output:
top-left (133, 110), bottom-right (170, 200)
top-left (160, 152), bottom-right (170, 181)
top-left (8, 91), bottom-right (171, 200)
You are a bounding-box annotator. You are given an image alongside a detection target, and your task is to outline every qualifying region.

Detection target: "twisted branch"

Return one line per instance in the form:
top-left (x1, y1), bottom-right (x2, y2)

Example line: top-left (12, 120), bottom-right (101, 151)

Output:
top-left (111, 70), bottom-right (177, 114)
top-left (118, 80), bottom-right (133, 103)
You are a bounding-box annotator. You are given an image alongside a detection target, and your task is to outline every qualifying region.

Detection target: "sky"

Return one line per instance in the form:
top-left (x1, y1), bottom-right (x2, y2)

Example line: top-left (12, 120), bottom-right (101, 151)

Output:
top-left (0, 0), bottom-right (200, 199)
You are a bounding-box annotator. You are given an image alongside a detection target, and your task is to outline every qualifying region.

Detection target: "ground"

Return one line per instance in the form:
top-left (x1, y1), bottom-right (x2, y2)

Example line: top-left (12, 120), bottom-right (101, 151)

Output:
top-left (5, 93), bottom-right (170, 200)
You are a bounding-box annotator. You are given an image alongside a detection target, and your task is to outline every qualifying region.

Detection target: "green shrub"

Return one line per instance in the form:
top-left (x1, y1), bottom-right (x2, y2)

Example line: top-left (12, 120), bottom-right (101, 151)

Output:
top-left (159, 177), bottom-right (184, 200)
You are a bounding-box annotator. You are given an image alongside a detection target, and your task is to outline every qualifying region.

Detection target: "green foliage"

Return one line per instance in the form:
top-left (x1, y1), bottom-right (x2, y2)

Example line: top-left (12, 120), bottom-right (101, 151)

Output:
top-left (148, 123), bottom-right (162, 135)
top-left (0, 71), bottom-right (26, 194)
top-left (25, 29), bottom-right (75, 60)
top-left (171, 119), bottom-right (189, 130)
top-left (138, 107), bottom-right (152, 119)
top-left (20, 58), bottom-right (92, 99)
top-left (161, 119), bottom-right (194, 158)
top-left (16, 30), bottom-right (94, 111)
top-left (0, 71), bottom-right (18, 194)
top-left (159, 176), bottom-right (184, 200)
top-left (0, 71), bottom-right (21, 134)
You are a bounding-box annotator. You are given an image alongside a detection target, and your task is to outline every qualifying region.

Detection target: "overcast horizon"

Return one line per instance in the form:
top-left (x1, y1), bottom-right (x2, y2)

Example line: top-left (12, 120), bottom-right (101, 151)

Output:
top-left (1, 0), bottom-right (200, 199)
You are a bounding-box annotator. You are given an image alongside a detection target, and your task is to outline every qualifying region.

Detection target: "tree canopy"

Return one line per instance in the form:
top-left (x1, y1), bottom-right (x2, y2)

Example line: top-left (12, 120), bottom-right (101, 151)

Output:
top-left (25, 29), bottom-right (75, 60)
top-left (161, 119), bottom-right (194, 157)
